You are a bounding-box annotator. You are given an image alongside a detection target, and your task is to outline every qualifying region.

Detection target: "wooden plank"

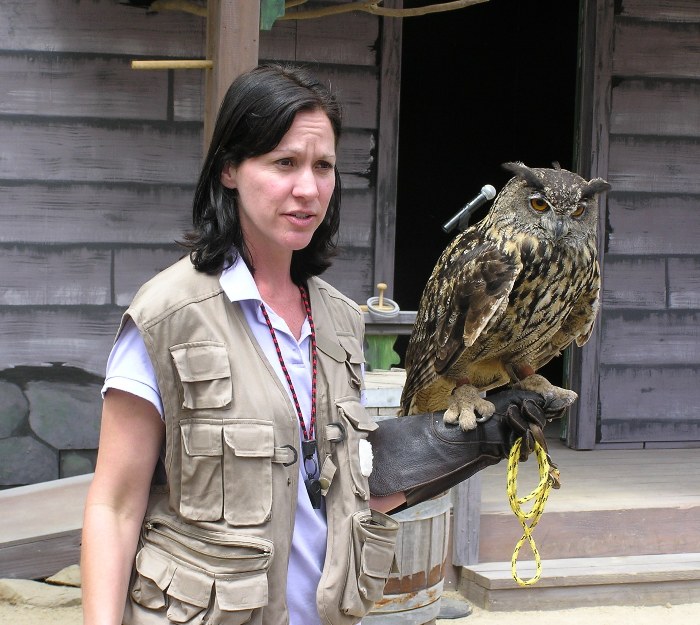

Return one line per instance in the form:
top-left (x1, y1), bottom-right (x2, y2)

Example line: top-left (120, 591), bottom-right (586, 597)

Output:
top-left (608, 136), bottom-right (700, 194)
top-left (669, 258), bottom-right (700, 309)
top-left (0, 183), bottom-right (191, 245)
top-left (469, 553), bottom-right (700, 587)
top-left (0, 473), bottom-right (90, 579)
top-left (373, 0), bottom-right (402, 300)
top-left (601, 256), bottom-right (666, 309)
top-left (613, 19), bottom-right (700, 79)
top-left (322, 247), bottom-right (374, 304)
top-left (617, 0), bottom-right (700, 21)
top-left (607, 193), bottom-right (700, 255)
top-left (463, 576), bottom-right (700, 611)
top-left (0, 119), bottom-right (201, 185)
top-left (600, 311), bottom-right (700, 366)
top-left (312, 65), bottom-right (379, 130)
top-left (0, 246), bottom-right (111, 306)
top-left (173, 70), bottom-right (205, 123)
top-left (0, 53), bottom-right (168, 119)
top-left (114, 246), bottom-right (186, 306)
top-left (0, 0), bottom-right (205, 56)
top-left (451, 475), bottom-right (481, 567)
top-left (567, 0), bottom-right (614, 449)
top-left (0, 307), bottom-right (123, 375)
top-left (338, 189), bottom-right (375, 247)
top-left (259, 19), bottom-right (297, 61)
top-left (295, 11), bottom-right (378, 66)
top-left (599, 365), bottom-right (700, 426)
top-left (610, 78), bottom-right (700, 137)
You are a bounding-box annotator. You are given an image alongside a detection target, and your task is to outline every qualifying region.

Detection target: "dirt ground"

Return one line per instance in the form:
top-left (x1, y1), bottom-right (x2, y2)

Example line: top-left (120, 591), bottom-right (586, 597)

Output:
top-left (2, 597), bottom-right (700, 625)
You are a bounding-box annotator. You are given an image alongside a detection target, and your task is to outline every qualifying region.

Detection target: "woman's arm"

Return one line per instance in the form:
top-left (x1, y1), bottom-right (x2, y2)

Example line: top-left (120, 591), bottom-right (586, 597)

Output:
top-left (81, 389), bottom-right (164, 625)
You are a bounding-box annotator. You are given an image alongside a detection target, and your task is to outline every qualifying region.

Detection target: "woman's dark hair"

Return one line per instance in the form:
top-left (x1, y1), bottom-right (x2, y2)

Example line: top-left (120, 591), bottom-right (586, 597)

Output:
top-left (182, 63), bottom-right (343, 282)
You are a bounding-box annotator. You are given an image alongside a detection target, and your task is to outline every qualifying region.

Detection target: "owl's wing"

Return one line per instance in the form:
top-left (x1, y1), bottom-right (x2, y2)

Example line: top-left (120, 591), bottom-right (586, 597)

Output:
top-left (564, 259), bottom-right (601, 347)
top-left (401, 231), bottom-right (518, 412)
top-left (533, 259), bottom-right (601, 369)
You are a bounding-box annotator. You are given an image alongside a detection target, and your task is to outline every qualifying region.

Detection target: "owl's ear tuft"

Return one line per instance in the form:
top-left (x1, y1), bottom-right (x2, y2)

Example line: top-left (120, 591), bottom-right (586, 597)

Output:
top-left (581, 178), bottom-right (612, 198)
top-left (502, 161), bottom-right (545, 190)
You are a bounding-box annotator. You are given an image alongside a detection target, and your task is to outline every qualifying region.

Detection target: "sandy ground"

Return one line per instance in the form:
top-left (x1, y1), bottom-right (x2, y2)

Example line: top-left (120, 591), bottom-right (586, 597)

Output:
top-left (2, 598), bottom-right (700, 625)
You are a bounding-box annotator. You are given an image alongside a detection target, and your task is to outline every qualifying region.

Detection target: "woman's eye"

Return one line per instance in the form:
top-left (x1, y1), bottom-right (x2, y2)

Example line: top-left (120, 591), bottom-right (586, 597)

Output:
top-left (277, 158), bottom-right (294, 167)
top-left (571, 204), bottom-right (586, 218)
top-left (529, 197), bottom-right (549, 212)
top-left (316, 161), bottom-right (334, 170)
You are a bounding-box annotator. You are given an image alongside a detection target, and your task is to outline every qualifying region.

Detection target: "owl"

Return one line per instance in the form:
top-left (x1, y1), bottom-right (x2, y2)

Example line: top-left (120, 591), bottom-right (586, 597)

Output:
top-left (400, 162), bottom-right (611, 430)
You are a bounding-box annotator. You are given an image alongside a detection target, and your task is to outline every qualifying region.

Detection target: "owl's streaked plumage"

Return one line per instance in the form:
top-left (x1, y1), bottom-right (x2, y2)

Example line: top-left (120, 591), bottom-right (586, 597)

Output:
top-left (400, 162), bottom-right (611, 429)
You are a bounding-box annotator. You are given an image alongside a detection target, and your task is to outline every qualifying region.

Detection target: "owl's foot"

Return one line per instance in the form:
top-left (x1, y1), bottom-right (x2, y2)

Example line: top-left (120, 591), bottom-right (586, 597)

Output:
top-left (513, 374), bottom-right (578, 412)
top-left (444, 384), bottom-right (495, 431)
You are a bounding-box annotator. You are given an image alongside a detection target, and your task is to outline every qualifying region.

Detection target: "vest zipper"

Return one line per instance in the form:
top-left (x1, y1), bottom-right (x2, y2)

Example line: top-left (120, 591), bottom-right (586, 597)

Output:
top-left (144, 517), bottom-right (273, 558)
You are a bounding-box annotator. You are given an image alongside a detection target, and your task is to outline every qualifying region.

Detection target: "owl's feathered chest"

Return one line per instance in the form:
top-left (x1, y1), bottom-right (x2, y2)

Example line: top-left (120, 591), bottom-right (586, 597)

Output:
top-left (474, 232), bottom-right (597, 358)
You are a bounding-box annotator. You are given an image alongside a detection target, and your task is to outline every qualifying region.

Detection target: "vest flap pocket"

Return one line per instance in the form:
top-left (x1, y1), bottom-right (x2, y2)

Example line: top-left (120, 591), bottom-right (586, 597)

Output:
top-left (171, 342), bottom-right (232, 409)
top-left (337, 398), bottom-right (378, 433)
top-left (171, 342), bottom-right (230, 381)
top-left (223, 421), bottom-right (274, 458)
top-left (181, 421), bottom-right (223, 456)
top-left (340, 509), bottom-right (399, 616)
top-left (316, 331), bottom-right (347, 362)
top-left (168, 561), bottom-right (213, 608)
top-left (132, 546), bottom-right (175, 609)
top-left (215, 571), bottom-right (268, 611)
top-left (223, 421), bottom-right (274, 525)
top-left (338, 334), bottom-right (365, 365)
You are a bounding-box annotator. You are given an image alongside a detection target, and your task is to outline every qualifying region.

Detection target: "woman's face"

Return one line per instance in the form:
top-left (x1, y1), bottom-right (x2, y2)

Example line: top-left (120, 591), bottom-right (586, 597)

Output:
top-left (221, 109), bottom-right (337, 262)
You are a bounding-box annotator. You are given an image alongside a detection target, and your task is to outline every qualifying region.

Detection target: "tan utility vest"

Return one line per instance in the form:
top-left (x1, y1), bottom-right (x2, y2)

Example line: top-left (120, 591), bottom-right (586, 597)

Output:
top-left (119, 257), bottom-right (398, 625)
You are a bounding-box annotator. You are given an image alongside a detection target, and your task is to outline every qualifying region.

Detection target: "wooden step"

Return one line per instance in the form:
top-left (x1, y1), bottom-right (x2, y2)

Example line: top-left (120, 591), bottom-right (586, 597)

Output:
top-left (477, 443), bottom-right (700, 562)
top-left (0, 473), bottom-right (91, 579)
top-left (460, 553), bottom-right (700, 611)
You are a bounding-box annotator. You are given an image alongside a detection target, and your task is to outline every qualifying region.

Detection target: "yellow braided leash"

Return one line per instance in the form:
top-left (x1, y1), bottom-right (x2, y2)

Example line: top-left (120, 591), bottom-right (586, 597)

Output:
top-left (506, 438), bottom-right (559, 586)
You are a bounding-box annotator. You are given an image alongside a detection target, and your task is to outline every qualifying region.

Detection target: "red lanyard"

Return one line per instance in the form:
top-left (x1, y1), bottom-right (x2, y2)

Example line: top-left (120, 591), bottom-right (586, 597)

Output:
top-left (259, 285), bottom-right (318, 479)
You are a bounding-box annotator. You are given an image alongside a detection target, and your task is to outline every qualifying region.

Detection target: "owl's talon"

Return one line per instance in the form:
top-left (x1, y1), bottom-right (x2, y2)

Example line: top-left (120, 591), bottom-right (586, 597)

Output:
top-left (444, 384), bottom-right (495, 431)
top-left (513, 374), bottom-right (578, 408)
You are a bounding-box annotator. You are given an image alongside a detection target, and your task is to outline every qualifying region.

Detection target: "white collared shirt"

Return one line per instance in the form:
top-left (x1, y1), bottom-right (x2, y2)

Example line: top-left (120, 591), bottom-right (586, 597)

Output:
top-left (103, 255), bottom-right (327, 625)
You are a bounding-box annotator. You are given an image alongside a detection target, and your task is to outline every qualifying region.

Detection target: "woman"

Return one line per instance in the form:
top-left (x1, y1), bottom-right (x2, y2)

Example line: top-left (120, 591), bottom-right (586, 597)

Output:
top-left (81, 63), bottom-right (400, 625)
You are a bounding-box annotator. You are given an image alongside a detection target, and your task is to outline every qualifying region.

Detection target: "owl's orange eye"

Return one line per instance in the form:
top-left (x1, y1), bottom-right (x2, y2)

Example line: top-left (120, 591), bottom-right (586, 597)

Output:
top-left (571, 204), bottom-right (586, 218)
top-left (529, 197), bottom-right (549, 212)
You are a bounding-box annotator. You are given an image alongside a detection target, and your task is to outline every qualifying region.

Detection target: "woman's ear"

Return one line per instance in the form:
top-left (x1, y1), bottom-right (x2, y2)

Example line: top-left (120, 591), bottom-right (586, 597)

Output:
top-left (220, 162), bottom-right (237, 189)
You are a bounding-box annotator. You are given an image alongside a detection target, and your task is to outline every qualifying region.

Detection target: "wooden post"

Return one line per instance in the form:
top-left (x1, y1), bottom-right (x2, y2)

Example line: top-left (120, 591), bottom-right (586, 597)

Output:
top-left (204, 0), bottom-right (261, 150)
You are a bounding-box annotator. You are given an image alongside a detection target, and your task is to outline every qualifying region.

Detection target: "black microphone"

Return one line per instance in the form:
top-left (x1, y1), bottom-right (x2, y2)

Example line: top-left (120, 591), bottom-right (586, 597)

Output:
top-left (442, 184), bottom-right (497, 233)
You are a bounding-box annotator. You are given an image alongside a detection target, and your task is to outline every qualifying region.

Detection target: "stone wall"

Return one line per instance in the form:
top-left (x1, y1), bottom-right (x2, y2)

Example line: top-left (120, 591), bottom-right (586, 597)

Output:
top-left (0, 366), bottom-right (101, 488)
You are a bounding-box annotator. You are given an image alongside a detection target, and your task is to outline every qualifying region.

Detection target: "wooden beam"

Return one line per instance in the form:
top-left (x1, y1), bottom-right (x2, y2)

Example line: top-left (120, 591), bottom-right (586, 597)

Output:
top-left (373, 0), bottom-right (403, 298)
top-left (204, 0), bottom-right (260, 149)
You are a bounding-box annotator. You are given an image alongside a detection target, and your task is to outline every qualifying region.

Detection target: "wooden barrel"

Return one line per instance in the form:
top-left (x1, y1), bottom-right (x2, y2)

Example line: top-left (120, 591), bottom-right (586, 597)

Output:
top-left (364, 491), bottom-right (451, 625)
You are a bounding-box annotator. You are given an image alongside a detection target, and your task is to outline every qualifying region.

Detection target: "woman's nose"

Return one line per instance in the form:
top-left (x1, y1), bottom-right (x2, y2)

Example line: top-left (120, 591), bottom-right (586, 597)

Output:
top-left (293, 166), bottom-right (320, 198)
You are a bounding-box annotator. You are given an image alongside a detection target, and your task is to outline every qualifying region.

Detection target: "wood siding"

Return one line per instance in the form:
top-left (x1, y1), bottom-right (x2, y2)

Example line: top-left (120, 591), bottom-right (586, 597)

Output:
top-left (0, 0), bottom-right (398, 378)
top-left (577, 0), bottom-right (700, 447)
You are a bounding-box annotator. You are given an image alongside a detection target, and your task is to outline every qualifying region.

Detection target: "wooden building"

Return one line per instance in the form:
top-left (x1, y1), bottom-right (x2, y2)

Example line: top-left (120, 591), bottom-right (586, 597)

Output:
top-left (0, 0), bottom-right (698, 488)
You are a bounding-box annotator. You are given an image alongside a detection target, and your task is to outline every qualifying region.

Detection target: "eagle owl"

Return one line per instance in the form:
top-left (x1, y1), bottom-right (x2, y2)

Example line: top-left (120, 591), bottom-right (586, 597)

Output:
top-left (400, 162), bottom-right (611, 430)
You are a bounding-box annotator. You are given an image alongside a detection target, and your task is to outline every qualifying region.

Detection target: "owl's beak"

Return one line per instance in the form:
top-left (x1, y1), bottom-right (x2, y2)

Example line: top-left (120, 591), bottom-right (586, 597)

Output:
top-left (554, 218), bottom-right (568, 240)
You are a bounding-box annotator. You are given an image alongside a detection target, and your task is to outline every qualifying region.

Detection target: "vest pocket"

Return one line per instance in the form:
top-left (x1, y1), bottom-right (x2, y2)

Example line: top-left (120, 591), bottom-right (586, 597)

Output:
top-left (171, 342), bottom-right (232, 409)
top-left (180, 420), bottom-right (224, 521)
top-left (179, 420), bottom-right (275, 525)
top-left (336, 398), bottom-right (378, 500)
top-left (131, 517), bottom-right (273, 625)
top-left (338, 334), bottom-right (365, 391)
top-left (223, 421), bottom-right (274, 526)
top-left (340, 509), bottom-right (399, 617)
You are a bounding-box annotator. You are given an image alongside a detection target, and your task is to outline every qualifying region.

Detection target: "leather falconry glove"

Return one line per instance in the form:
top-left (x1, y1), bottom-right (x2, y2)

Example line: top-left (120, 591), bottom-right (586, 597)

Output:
top-left (368, 388), bottom-right (568, 511)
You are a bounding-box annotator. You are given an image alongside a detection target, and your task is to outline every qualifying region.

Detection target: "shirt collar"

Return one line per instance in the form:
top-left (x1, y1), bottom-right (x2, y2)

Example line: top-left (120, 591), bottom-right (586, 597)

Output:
top-left (219, 253), bottom-right (261, 303)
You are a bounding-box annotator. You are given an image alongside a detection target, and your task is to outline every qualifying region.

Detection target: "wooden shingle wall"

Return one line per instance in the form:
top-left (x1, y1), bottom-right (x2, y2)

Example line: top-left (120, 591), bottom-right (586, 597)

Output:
top-left (594, 0), bottom-right (700, 446)
top-left (0, 0), bottom-right (392, 485)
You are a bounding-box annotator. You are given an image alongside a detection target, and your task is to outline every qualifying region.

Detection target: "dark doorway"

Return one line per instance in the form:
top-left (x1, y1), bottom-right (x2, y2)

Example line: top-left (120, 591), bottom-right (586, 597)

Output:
top-left (393, 0), bottom-right (580, 386)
